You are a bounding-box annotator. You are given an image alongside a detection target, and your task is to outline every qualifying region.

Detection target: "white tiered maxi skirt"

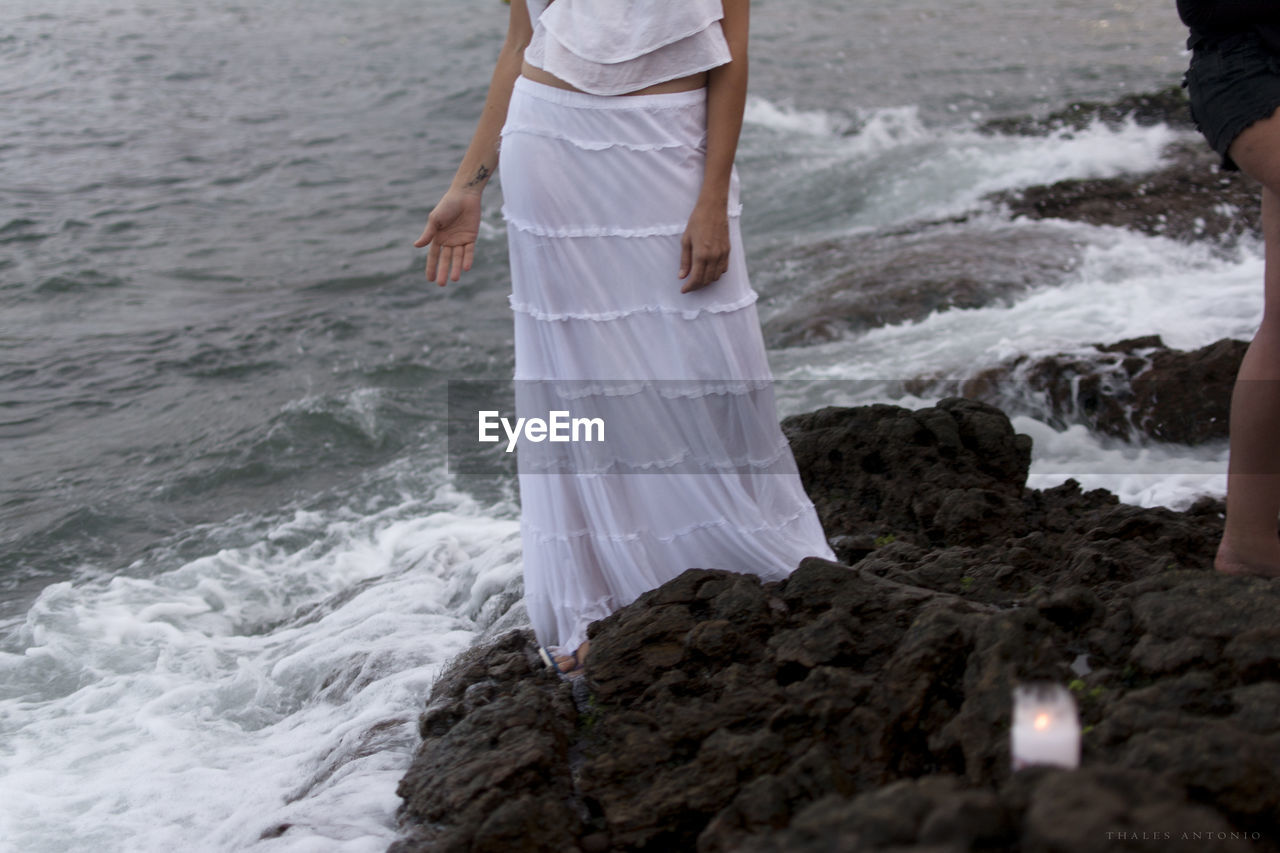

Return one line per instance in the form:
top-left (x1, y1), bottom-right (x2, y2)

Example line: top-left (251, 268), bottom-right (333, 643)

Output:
top-left (500, 77), bottom-right (835, 655)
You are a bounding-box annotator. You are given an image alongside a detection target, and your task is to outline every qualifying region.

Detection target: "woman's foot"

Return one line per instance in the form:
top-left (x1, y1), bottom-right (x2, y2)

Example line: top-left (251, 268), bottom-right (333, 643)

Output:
top-left (1215, 540), bottom-right (1280, 578)
top-left (554, 640), bottom-right (590, 678)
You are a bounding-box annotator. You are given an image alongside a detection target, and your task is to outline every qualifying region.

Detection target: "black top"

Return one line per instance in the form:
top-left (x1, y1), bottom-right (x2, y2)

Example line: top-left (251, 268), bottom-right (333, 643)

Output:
top-left (1177, 0), bottom-right (1280, 52)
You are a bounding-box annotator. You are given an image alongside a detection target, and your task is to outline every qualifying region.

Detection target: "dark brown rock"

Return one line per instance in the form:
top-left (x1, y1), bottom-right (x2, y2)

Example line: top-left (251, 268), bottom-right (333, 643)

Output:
top-left (981, 86), bottom-right (1197, 136)
top-left (731, 767), bottom-right (1252, 853)
top-left (945, 336), bottom-right (1247, 445)
top-left (781, 397), bottom-right (1032, 549)
top-left (977, 86), bottom-right (1257, 247)
top-left (988, 139), bottom-right (1260, 245)
top-left (761, 225), bottom-right (1087, 347)
top-left (390, 631), bottom-right (584, 853)
top-left (1133, 339), bottom-right (1246, 443)
top-left (392, 398), bottom-right (1279, 853)
top-left (1018, 767), bottom-right (1252, 853)
top-left (765, 87), bottom-right (1256, 357)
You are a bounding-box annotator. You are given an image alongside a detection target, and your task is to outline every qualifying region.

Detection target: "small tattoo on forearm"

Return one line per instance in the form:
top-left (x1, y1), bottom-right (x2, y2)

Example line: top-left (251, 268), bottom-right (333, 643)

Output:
top-left (465, 165), bottom-right (491, 188)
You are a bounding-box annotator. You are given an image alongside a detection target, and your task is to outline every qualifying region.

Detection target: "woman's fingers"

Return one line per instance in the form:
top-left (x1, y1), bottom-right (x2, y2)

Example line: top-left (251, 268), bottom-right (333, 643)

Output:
top-left (433, 245), bottom-right (449, 287)
top-left (413, 220), bottom-right (436, 248)
top-left (436, 246), bottom-right (453, 287)
top-left (448, 244), bottom-right (466, 282)
top-left (422, 231), bottom-right (476, 286)
top-left (426, 242), bottom-right (441, 283)
top-left (681, 249), bottom-right (729, 292)
top-left (416, 190), bottom-right (483, 285)
top-left (679, 207), bottom-right (730, 291)
top-left (682, 257), bottom-right (707, 292)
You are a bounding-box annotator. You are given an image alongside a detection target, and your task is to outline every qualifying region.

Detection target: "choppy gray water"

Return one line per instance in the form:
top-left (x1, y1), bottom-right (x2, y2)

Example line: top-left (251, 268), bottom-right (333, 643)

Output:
top-left (0, 2), bottom-right (1243, 850)
top-left (2, 0), bottom-right (1189, 611)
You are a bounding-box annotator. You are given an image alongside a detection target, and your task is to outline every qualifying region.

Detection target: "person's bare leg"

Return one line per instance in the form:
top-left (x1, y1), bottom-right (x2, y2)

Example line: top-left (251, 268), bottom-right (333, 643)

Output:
top-left (1215, 111), bottom-right (1280, 577)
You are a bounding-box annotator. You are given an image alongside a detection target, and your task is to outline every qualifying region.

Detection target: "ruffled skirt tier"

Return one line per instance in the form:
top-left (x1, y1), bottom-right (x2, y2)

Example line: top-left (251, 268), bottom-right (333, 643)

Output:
top-left (500, 77), bottom-right (834, 654)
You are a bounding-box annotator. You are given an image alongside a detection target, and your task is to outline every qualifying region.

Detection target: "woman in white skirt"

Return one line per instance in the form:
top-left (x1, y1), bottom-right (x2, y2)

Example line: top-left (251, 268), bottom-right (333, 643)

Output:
top-left (415, 0), bottom-right (835, 675)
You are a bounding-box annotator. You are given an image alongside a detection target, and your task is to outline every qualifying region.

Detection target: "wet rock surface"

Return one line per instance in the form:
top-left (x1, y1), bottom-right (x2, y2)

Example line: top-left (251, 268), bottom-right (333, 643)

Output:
top-left (983, 84), bottom-right (1258, 245)
top-left (764, 87), bottom-right (1258, 352)
top-left (988, 140), bottom-right (1261, 246)
top-left (912, 336), bottom-right (1248, 445)
top-left (761, 224), bottom-right (1087, 348)
top-left (980, 86), bottom-right (1197, 136)
top-left (392, 399), bottom-right (1278, 853)
top-left (390, 631), bottom-right (585, 853)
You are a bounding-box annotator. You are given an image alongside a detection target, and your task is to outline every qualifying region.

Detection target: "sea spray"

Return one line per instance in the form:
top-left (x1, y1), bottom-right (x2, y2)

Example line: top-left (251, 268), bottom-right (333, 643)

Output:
top-left (0, 488), bottom-right (525, 852)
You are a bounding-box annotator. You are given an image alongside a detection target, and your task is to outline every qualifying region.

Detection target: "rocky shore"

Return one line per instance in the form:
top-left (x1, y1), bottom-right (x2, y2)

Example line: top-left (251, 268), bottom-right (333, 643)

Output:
top-left (392, 399), bottom-right (1277, 852)
top-left (389, 90), bottom-right (1277, 852)
top-left (763, 85), bottom-right (1260, 350)
top-left (982, 86), bottom-right (1260, 246)
top-left (916, 335), bottom-right (1246, 446)
top-left (987, 137), bottom-right (1260, 247)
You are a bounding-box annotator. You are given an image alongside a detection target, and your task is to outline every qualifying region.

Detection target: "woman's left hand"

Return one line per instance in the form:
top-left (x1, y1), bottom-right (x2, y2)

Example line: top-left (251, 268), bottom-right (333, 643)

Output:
top-left (679, 201), bottom-right (730, 293)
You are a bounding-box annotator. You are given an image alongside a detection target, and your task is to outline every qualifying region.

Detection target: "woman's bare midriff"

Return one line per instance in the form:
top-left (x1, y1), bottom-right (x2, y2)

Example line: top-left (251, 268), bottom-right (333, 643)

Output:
top-left (520, 60), bottom-right (707, 95)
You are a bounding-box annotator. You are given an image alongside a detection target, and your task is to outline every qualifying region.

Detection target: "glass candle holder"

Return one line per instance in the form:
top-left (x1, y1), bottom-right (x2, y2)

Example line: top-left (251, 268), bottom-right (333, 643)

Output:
top-left (1011, 683), bottom-right (1080, 770)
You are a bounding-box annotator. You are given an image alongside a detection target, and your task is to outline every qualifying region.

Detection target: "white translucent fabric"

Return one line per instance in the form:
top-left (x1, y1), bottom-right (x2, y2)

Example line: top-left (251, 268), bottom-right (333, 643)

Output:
top-left (500, 78), bottom-right (835, 655)
top-left (523, 0), bottom-right (732, 95)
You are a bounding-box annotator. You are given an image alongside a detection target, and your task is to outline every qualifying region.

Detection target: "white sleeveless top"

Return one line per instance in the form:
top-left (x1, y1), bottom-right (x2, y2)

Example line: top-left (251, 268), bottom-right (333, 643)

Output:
top-left (524, 0), bottom-right (733, 96)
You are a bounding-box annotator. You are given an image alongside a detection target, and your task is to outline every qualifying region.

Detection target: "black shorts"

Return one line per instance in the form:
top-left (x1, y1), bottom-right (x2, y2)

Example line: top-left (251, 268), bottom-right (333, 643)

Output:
top-left (1184, 31), bottom-right (1280, 172)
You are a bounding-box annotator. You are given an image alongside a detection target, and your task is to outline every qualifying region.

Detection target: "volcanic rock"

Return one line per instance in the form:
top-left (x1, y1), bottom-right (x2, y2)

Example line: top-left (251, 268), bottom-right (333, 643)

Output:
top-left (761, 224), bottom-right (1087, 347)
top-left (392, 398), bottom-right (1278, 853)
top-left (988, 140), bottom-right (1260, 245)
top-left (977, 86), bottom-right (1259, 244)
top-left (980, 85), bottom-right (1197, 136)
top-left (938, 336), bottom-right (1247, 444)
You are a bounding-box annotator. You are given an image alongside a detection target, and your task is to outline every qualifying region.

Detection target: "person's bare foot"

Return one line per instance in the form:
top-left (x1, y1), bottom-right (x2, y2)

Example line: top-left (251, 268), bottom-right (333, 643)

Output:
top-left (1215, 541), bottom-right (1280, 578)
top-left (554, 640), bottom-right (590, 678)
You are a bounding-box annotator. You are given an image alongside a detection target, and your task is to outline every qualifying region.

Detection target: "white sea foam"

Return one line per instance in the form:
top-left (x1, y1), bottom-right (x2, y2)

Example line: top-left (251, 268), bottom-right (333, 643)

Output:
top-left (741, 96), bottom-right (1185, 236)
top-left (0, 478), bottom-right (525, 853)
top-left (745, 96), bottom-right (853, 136)
top-left (1016, 417), bottom-right (1228, 510)
top-left (962, 119), bottom-right (1176, 199)
top-left (769, 225), bottom-right (1259, 510)
top-left (746, 96), bottom-right (1255, 515)
top-left (851, 119), bottom-right (1179, 228)
top-left (774, 226), bottom-right (1260, 381)
top-left (773, 379), bottom-right (1230, 511)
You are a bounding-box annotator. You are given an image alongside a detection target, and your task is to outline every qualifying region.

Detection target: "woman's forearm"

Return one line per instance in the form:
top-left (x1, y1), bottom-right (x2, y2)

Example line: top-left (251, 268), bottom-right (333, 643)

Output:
top-left (450, 3), bottom-right (532, 195)
top-left (698, 0), bottom-right (749, 210)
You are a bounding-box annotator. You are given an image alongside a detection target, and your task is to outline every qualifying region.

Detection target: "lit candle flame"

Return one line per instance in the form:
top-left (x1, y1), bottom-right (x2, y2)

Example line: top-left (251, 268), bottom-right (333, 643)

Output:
top-left (1012, 685), bottom-right (1080, 770)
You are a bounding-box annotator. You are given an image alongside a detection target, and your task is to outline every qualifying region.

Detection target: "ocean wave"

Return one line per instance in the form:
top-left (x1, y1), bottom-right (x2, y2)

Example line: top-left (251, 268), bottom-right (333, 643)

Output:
top-left (0, 481), bottom-right (525, 852)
